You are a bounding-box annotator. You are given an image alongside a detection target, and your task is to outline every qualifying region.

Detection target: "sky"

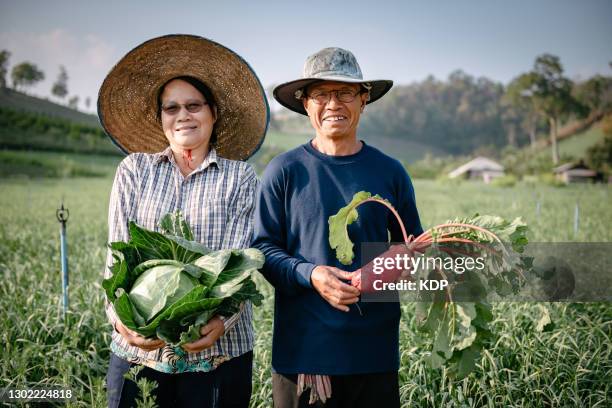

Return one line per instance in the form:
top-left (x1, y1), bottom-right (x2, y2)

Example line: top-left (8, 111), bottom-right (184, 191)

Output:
top-left (1, 0), bottom-right (611, 113)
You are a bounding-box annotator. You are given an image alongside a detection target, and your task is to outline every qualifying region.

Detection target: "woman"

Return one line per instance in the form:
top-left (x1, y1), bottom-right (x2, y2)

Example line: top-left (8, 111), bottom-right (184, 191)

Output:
top-left (98, 35), bottom-right (269, 408)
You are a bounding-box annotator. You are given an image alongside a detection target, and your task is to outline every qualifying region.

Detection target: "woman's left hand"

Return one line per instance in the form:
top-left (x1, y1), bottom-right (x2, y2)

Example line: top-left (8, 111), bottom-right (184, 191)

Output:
top-left (181, 316), bottom-right (225, 353)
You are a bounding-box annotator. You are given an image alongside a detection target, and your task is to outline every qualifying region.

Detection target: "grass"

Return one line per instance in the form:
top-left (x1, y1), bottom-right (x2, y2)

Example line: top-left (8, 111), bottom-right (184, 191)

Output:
top-left (533, 124), bottom-right (604, 163)
top-left (0, 145), bottom-right (283, 180)
top-left (0, 150), bottom-right (121, 178)
top-left (263, 130), bottom-right (310, 151)
top-left (415, 179), bottom-right (612, 242)
top-left (0, 165), bottom-right (610, 407)
top-left (555, 125), bottom-right (604, 160)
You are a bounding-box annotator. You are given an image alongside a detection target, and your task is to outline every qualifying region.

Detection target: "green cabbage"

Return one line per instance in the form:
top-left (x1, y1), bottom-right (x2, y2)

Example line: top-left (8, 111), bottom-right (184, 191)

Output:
top-left (103, 212), bottom-right (264, 345)
top-left (129, 263), bottom-right (198, 322)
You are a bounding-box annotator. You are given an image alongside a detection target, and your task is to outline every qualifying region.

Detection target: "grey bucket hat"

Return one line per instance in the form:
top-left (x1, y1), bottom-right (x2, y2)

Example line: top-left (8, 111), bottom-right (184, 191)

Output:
top-left (273, 47), bottom-right (393, 115)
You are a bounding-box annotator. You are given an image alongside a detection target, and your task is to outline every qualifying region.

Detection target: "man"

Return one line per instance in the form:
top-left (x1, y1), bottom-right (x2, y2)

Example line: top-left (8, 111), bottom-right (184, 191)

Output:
top-left (253, 47), bottom-right (422, 407)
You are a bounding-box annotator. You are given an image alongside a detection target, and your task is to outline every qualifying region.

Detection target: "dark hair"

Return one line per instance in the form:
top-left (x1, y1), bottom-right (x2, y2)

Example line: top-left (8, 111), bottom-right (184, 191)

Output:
top-left (157, 76), bottom-right (218, 144)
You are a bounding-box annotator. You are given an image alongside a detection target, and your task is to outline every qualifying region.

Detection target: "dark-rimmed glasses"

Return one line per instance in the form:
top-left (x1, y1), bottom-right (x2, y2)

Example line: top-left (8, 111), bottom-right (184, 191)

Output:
top-left (161, 100), bottom-right (208, 115)
top-left (307, 89), bottom-right (361, 104)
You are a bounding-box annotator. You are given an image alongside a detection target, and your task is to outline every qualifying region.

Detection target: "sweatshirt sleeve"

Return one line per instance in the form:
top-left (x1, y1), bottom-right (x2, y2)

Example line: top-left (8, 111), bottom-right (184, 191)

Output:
top-left (252, 160), bottom-right (315, 296)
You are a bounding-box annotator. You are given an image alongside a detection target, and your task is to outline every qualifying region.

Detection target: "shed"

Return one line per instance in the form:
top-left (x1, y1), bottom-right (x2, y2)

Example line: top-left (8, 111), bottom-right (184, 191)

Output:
top-left (448, 157), bottom-right (505, 183)
top-left (553, 161), bottom-right (598, 184)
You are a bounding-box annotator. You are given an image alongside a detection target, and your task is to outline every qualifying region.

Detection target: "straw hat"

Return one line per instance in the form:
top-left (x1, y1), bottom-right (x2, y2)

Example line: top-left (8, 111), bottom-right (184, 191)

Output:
top-left (273, 47), bottom-right (392, 115)
top-left (98, 34), bottom-right (269, 161)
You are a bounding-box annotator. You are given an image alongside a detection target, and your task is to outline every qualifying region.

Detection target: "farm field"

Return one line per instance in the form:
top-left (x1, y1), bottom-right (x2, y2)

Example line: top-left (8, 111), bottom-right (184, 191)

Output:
top-left (0, 89), bottom-right (100, 127)
top-left (0, 150), bottom-right (120, 178)
top-left (0, 174), bottom-right (610, 407)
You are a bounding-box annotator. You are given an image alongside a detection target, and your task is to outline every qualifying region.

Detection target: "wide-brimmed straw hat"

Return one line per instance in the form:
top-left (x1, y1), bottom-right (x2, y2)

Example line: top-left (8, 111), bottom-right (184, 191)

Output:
top-left (98, 34), bottom-right (269, 160)
top-left (273, 47), bottom-right (393, 115)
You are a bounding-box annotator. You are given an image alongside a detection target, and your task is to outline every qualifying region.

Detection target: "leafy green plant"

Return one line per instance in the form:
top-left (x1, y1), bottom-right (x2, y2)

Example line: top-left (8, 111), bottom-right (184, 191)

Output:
top-left (329, 191), bottom-right (536, 378)
top-left (1, 178), bottom-right (610, 406)
top-left (538, 173), bottom-right (566, 187)
top-left (122, 366), bottom-right (158, 408)
top-left (490, 174), bottom-right (518, 187)
top-left (103, 212), bottom-right (264, 345)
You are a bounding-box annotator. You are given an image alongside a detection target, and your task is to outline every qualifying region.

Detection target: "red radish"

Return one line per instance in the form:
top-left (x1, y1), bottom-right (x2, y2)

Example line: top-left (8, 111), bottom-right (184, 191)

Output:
top-left (344, 197), bottom-right (508, 295)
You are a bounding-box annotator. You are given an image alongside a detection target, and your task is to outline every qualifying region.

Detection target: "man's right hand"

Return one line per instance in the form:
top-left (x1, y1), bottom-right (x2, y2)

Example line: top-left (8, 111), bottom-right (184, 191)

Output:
top-left (115, 321), bottom-right (166, 352)
top-left (310, 266), bottom-right (360, 312)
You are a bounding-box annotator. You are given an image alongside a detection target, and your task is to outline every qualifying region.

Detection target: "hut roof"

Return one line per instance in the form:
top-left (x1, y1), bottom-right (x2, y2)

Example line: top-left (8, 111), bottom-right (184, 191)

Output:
top-left (448, 157), bottom-right (504, 178)
top-left (553, 161), bottom-right (593, 174)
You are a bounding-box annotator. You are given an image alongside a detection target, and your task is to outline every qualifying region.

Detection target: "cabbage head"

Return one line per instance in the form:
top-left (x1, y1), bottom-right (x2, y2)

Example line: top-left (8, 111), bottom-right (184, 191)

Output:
top-left (103, 213), bottom-right (264, 345)
top-left (129, 261), bottom-right (199, 322)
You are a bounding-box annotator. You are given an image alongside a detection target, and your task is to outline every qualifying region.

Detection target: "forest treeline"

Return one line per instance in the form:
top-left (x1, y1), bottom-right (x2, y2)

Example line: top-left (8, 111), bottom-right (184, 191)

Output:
top-left (273, 54), bottom-right (612, 161)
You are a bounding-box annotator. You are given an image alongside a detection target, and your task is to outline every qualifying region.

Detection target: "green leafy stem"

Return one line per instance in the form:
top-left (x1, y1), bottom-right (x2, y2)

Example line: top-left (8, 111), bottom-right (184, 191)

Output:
top-left (328, 191), bottom-right (537, 379)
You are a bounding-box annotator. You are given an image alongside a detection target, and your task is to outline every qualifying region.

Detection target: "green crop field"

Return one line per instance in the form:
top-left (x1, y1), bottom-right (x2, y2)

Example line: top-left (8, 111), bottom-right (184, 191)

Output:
top-left (0, 171), bottom-right (610, 407)
top-left (0, 150), bottom-right (120, 179)
top-left (0, 89), bottom-right (100, 128)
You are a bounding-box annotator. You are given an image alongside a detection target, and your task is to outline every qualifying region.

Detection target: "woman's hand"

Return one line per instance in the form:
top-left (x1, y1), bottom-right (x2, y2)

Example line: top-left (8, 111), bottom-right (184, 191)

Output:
top-left (181, 316), bottom-right (225, 353)
top-left (115, 321), bottom-right (166, 352)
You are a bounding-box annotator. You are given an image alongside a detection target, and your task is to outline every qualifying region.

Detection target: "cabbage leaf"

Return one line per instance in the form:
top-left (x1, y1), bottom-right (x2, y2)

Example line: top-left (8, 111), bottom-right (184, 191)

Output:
top-left (103, 212), bottom-right (265, 346)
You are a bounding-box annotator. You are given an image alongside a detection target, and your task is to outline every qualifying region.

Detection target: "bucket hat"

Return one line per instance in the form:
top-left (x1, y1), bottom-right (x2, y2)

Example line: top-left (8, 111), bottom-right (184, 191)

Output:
top-left (98, 34), bottom-right (269, 160)
top-left (273, 47), bottom-right (392, 115)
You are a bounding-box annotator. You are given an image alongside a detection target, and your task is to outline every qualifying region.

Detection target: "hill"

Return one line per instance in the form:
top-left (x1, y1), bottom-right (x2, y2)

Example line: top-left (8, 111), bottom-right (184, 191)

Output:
top-left (537, 124), bottom-right (604, 161)
top-left (270, 112), bottom-right (446, 164)
top-left (2, 87), bottom-right (605, 177)
top-left (0, 105), bottom-right (121, 155)
top-left (0, 88), bottom-right (100, 127)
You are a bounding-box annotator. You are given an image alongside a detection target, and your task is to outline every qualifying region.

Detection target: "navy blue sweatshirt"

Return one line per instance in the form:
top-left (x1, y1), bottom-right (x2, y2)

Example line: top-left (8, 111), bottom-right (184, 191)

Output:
top-left (252, 141), bottom-right (423, 375)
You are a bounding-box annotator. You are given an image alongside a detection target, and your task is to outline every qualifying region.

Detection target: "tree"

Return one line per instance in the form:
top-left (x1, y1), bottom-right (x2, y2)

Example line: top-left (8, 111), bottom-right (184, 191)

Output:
top-left (0, 50), bottom-right (10, 89)
top-left (530, 54), bottom-right (579, 164)
top-left (573, 75), bottom-right (612, 117)
top-left (504, 72), bottom-right (541, 149)
top-left (51, 65), bottom-right (68, 101)
top-left (499, 101), bottom-right (520, 147)
top-left (586, 114), bottom-right (612, 175)
top-left (84, 97), bottom-right (91, 109)
top-left (603, 114), bottom-right (612, 137)
top-left (11, 62), bottom-right (44, 92)
top-left (68, 95), bottom-right (79, 109)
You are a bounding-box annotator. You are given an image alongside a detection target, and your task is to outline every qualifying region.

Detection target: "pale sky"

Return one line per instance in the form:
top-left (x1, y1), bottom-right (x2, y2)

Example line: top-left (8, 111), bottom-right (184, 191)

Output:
top-left (1, 0), bottom-right (610, 113)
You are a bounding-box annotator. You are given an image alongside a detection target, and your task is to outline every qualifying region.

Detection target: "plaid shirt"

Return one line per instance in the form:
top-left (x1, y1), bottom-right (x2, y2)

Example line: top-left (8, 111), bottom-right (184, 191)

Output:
top-left (105, 147), bottom-right (258, 373)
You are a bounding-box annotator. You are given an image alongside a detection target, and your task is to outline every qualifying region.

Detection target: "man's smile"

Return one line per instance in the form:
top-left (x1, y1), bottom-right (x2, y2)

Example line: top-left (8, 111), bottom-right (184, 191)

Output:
top-left (323, 115), bottom-right (347, 122)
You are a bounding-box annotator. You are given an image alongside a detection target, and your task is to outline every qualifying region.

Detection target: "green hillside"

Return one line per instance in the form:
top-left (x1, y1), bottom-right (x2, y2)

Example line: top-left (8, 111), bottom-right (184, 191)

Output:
top-left (535, 124), bottom-right (604, 161)
top-left (0, 105), bottom-right (122, 155)
top-left (2, 88), bottom-right (605, 178)
top-left (360, 134), bottom-right (446, 164)
top-left (264, 131), bottom-right (310, 151)
top-left (0, 88), bottom-right (100, 127)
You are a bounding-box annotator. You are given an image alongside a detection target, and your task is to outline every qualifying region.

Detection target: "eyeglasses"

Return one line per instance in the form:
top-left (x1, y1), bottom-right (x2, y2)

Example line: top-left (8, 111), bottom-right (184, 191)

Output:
top-left (161, 101), bottom-right (208, 115)
top-left (307, 89), bottom-right (361, 104)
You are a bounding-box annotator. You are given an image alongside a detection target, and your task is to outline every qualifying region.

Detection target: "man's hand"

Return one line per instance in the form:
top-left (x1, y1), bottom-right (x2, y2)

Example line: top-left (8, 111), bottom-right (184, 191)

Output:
top-left (311, 266), bottom-right (360, 312)
top-left (115, 321), bottom-right (166, 352)
top-left (182, 316), bottom-right (225, 353)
